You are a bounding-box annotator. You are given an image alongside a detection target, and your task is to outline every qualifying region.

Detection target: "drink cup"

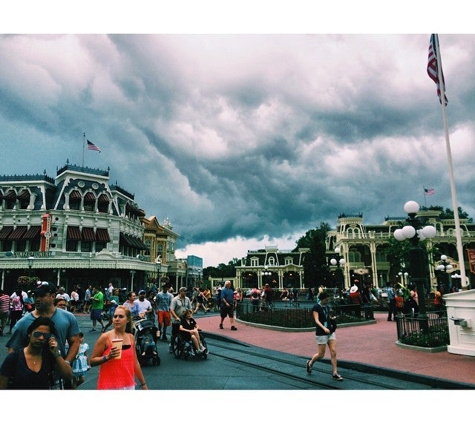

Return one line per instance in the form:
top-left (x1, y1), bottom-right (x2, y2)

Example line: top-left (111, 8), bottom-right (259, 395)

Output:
top-left (112, 338), bottom-right (123, 359)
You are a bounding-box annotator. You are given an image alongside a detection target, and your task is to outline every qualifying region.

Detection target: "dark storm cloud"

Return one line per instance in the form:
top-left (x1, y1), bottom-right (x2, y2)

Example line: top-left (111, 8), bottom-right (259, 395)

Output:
top-left (1, 33), bottom-right (475, 264)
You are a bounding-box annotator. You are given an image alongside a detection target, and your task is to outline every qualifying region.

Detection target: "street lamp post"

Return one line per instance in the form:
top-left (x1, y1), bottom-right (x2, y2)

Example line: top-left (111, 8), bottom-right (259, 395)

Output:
top-left (394, 200), bottom-right (437, 329)
top-left (451, 273), bottom-right (461, 292)
top-left (330, 247), bottom-right (345, 289)
top-left (27, 255), bottom-right (35, 276)
top-left (262, 265), bottom-right (271, 285)
top-left (437, 254), bottom-right (453, 293)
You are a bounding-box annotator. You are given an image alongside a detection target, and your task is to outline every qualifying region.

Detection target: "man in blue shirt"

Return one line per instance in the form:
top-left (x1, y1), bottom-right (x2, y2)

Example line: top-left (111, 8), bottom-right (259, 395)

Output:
top-left (219, 280), bottom-right (237, 331)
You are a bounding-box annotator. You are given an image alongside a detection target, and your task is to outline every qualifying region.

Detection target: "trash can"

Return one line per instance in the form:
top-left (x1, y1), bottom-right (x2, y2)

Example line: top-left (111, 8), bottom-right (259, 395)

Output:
top-left (444, 290), bottom-right (475, 356)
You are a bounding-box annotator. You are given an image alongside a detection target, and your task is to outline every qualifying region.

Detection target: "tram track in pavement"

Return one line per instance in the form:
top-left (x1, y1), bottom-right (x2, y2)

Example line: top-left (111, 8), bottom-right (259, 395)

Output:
top-left (203, 338), bottom-right (429, 390)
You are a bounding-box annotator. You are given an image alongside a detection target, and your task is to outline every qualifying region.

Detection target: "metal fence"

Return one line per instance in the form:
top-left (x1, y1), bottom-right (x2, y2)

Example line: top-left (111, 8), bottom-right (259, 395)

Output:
top-left (395, 311), bottom-right (450, 347)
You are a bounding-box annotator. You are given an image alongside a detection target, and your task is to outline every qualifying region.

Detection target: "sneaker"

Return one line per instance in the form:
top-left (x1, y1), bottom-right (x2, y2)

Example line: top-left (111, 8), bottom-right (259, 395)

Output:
top-left (332, 373), bottom-right (343, 381)
top-left (219, 324), bottom-right (223, 329)
top-left (199, 345), bottom-right (206, 352)
top-left (306, 360), bottom-right (312, 374)
top-left (190, 350), bottom-right (195, 356)
top-left (231, 326), bottom-right (237, 331)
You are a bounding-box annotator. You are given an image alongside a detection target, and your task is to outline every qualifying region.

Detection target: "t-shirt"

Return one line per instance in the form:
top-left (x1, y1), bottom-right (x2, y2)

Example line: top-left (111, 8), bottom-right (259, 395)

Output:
top-left (0, 349), bottom-right (55, 389)
top-left (312, 303), bottom-right (330, 336)
top-left (91, 291), bottom-right (104, 310)
top-left (6, 309), bottom-right (80, 357)
top-left (170, 295), bottom-right (191, 319)
top-left (136, 299), bottom-right (152, 315)
top-left (156, 291), bottom-right (173, 311)
top-left (220, 287), bottom-right (234, 307)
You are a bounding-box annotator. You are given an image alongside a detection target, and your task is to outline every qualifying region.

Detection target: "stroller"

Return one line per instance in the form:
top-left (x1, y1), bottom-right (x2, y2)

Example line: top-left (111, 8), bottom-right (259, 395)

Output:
top-left (134, 319), bottom-right (160, 366)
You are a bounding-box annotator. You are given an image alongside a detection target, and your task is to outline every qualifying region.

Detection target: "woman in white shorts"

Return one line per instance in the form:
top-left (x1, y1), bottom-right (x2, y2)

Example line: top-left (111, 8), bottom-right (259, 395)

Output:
top-left (306, 290), bottom-right (343, 381)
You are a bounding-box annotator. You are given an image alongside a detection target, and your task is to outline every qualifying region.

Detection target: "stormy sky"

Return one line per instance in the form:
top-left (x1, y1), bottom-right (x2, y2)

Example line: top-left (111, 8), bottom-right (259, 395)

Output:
top-left (1, 5), bottom-right (474, 267)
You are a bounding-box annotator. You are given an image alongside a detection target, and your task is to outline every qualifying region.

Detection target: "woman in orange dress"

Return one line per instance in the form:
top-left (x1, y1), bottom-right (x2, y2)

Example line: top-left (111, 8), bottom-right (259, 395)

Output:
top-left (90, 305), bottom-right (148, 390)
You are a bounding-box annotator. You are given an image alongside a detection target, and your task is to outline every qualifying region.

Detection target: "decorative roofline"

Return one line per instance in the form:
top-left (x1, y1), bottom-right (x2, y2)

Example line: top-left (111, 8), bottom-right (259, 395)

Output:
top-left (0, 173), bottom-right (55, 184)
top-left (56, 162), bottom-right (109, 178)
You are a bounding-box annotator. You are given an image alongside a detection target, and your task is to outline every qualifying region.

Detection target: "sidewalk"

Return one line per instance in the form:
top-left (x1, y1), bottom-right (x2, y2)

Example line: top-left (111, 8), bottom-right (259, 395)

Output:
top-left (197, 311), bottom-right (475, 387)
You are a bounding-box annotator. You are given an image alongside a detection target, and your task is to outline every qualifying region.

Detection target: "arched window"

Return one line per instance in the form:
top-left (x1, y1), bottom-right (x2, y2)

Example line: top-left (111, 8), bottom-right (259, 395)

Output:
top-left (69, 190), bottom-right (81, 210)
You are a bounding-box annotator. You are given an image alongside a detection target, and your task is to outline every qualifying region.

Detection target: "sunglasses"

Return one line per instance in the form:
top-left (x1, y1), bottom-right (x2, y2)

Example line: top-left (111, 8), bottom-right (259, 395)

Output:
top-left (32, 331), bottom-right (52, 339)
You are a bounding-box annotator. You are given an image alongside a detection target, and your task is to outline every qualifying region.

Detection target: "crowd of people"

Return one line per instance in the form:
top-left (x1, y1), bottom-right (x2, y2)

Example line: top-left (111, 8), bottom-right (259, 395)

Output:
top-left (1, 275), bottom-right (454, 389)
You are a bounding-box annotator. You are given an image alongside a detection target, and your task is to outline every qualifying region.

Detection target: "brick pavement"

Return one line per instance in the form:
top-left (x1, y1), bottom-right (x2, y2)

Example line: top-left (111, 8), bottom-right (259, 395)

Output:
top-left (197, 310), bottom-right (475, 386)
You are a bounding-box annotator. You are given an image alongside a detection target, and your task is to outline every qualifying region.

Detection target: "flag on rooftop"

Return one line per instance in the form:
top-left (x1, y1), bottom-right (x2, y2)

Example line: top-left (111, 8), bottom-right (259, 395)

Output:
top-left (424, 188), bottom-right (435, 196)
top-left (87, 140), bottom-right (101, 153)
top-left (427, 34), bottom-right (448, 106)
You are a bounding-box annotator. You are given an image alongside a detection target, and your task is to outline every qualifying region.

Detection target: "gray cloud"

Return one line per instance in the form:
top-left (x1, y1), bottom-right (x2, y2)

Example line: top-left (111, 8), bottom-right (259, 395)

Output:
top-left (1, 34), bottom-right (475, 264)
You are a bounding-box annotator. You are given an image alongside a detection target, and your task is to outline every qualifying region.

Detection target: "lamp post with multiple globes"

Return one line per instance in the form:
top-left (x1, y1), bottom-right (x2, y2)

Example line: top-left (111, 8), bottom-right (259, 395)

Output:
top-left (436, 254), bottom-right (453, 292)
top-left (393, 201), bottom-right (436, 328)
top-left (330, 247), bottom-right (345, 290)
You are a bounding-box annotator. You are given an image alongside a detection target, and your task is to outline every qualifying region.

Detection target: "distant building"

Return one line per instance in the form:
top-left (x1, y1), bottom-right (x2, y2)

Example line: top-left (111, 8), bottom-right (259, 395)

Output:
top-left (327, 212), bottom-right (475, 290)
top-left (236, 245), bottom-right (308, 290)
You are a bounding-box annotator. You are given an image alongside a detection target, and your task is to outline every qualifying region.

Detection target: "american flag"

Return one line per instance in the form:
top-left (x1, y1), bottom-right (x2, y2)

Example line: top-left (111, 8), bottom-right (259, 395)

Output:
top-left (427, 34), bottom-right (448, 106)
top-left (424, 188), bottom-right (435, 196)
top-left (87, 140), bottom-right (101, 152)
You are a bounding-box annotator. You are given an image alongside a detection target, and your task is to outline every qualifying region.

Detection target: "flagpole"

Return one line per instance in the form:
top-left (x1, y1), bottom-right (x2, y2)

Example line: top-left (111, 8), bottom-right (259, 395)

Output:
top-left (82, 132), bottom-right (86, 168)
top-left (434, 35), bottom-right (468, 289)
top-left (423, 187), bottom-right (427, 207)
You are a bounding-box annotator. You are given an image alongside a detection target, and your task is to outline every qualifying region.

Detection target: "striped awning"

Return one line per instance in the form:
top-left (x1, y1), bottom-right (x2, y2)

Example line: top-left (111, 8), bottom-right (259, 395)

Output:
top-left (84, 192), bottom-right (96, 202)
top-left (69, 190), bottom-right (81, 200)
top-left (0, 226), bottom-right (13, 240)
top-left (18, 190), bottom-right (30, 200)
top-left (82, 227), bottom-right (96, 242)
top-left (120, 233), bottom-right (148, 250)
top-left (67, 226), bottom-right (82, 241)
top-left (96, 228), bottom-right (110, 242)
top-left (98, 194), bottom-right (109, 204)
top-left (8, 226), bottom-right (27, 240)
top-left (5, 190), bottom-right (16, 200)
top-left (23, 226), bottom-right (41, 239)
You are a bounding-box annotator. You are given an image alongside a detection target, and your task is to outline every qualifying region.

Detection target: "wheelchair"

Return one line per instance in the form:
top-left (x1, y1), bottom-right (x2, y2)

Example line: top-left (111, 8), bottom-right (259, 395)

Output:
top-left (171, 328), bottom-right (209, 360)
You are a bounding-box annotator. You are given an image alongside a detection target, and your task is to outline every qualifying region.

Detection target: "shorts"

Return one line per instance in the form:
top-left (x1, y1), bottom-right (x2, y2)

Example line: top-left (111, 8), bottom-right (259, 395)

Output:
top-left (316, 332), bottom-right (336, 344)
top-left (220, 305), bottom-right (234, 319)
top-left (90, 309), bottom-right (103, 321)
top-left (157, 310), bottom-right (171, 327)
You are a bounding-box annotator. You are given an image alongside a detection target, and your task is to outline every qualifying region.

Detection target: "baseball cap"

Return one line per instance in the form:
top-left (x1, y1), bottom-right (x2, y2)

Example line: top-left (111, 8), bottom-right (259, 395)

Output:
top-left (138, 289), bottom-right (146, 295)
top-left (33, 281), bottom-right (57, 296)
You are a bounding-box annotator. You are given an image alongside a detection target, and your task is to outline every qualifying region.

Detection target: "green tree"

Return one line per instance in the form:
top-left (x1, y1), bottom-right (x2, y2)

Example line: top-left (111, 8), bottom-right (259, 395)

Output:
top-left (420, 205), bottom-right (472, 222)
top-left (295, 222), bottom-right (331, 288)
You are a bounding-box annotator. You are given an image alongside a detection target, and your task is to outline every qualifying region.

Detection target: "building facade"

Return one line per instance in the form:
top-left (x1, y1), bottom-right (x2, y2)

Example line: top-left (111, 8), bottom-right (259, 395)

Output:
top-left (236, 245), bottom-right (309, 290)
top-left (327, 212), bottom-right (475, 290)
top-left (0, 163), bottom-right (184, 294)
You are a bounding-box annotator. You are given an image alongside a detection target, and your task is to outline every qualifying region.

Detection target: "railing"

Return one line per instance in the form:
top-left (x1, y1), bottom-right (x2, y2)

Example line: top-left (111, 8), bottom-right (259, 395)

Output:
top-left (396, 312), bottom-right (450, 347)
top-left (236, 301), bottom-right (314, 328)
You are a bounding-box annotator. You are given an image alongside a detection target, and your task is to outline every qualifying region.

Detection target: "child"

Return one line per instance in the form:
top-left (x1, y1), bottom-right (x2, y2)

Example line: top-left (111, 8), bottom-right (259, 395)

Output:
top-left (140, 327), bottom-right (157, 356)
top-left (72, 332), bottom-right (90, 389)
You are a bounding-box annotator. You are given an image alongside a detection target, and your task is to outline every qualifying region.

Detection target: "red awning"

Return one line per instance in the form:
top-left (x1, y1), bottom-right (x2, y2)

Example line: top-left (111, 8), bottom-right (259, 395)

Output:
top-left (0, 226), bottom-right (13, 240)
top-left (82, 227), bottom-right (96, 242)
top-left (96, 228), bottom-right (110, 242)
top-left (23, 226), bottom-right (41, 239)
top-left (8, 226), bottom-right (27, 240)
top-left (67, 226), bottom-right (82, 241)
